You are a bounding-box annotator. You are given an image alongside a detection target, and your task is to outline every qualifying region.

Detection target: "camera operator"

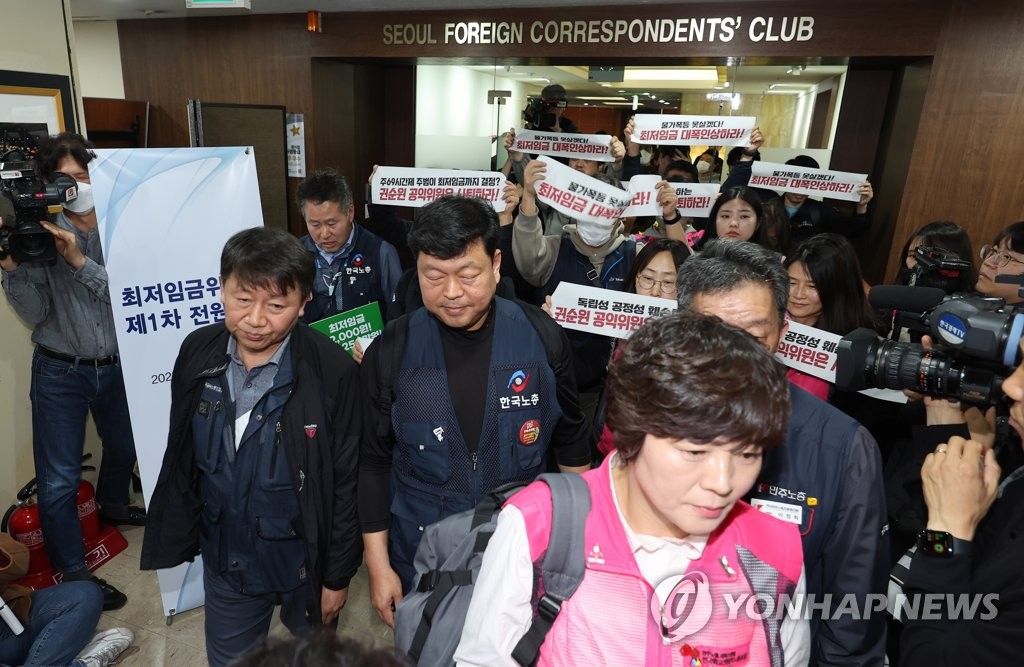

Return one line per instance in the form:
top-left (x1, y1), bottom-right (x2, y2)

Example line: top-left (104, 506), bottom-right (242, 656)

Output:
top-left (894, 336), bottom-right (1024, 664)
top-left (0, 132), bottom-right (142, 610)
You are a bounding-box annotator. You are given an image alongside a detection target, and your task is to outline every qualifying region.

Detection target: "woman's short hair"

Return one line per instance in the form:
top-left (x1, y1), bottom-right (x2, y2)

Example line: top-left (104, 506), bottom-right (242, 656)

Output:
top-left (605, 311), bottom-right (790, 462)
top-left (623, 238), bottom-right (690, 294)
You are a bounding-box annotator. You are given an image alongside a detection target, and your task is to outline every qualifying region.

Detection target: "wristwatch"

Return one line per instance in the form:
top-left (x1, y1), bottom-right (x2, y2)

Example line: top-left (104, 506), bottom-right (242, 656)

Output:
top-left (917, 529), bottom-right (974, 557)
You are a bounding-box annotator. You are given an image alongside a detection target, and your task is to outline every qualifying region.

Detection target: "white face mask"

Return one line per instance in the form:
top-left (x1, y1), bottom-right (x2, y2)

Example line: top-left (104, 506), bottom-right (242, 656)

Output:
top-left (576, 220), bottom-right (612, 247)
top-left (696, 160), bottom-right (712, 174)
top-left (63, 181), bottom-right (95, 215)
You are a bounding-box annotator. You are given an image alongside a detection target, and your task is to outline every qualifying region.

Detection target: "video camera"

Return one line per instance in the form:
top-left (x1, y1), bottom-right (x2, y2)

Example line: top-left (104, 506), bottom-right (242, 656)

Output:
top-left (0, 150), bottom-right (77, 264)
top-left (905, 245), bottom-right (974, 292)
top-left (522, 96), bottom-right (566, 132)
top-left (837, 285), bottom-right (1024, 405)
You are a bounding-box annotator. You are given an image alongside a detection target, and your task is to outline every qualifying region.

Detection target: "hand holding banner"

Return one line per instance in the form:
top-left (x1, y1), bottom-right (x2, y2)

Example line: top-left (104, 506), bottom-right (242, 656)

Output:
top-left (750, 161), bottom-right (867, 203)
top-left (550, 282), bottom-right (676, 339)
top-left (622, 175), bottom-right (718, 218)
top-left (631, 114), bottom-right (755, 147)
top-left (511, 129), bottom-right (614, 162)
top-left (532, 155), bottom-right (632, 225)
top-left (371, 166), bottom-right (507, 211)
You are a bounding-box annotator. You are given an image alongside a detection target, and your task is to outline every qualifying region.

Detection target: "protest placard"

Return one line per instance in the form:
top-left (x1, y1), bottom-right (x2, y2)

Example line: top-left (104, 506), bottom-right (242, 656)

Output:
top-left (511, 129), bottom-right (614, 162)
top-left (775, 320), bottom-right (907, 403)
top-left (630, 114), bottom-right (755, 147)
top-left (534, 155), bottom-right (632, 225)
top-left (750, 161), bottom-right (867, 203)
top-left (309, 302), bottom-right (384, 356)
top-left (371, 166), bottom-right (507, 211)
top-left (622, 175), bottom-right (719, 218)
top-left (549, 282), bottom-right (676, 339)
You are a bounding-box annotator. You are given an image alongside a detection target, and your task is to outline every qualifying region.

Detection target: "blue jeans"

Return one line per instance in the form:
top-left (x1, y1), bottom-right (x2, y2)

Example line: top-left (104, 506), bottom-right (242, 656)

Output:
top-left (0, 581), bottom-right (103, 666)
top-left (30, 352), bottom-right (138, 573)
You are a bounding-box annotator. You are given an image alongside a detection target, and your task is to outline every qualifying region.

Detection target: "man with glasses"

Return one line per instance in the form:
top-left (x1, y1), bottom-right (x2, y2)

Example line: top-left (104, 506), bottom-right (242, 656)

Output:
top-left (976, 223), bottom-right (1024, 306)
top-left (297, 168), bottom-right (402, 327)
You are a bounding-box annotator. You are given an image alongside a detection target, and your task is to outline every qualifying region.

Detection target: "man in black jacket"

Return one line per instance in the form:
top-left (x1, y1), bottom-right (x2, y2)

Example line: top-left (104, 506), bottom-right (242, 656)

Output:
top-left (141, 227), bottom-right (361, 667)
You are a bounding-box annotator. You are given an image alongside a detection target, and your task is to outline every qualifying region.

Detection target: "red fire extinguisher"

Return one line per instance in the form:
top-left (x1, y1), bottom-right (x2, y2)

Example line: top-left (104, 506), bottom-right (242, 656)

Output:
top-left (2, 458), bottom-right (101, 584)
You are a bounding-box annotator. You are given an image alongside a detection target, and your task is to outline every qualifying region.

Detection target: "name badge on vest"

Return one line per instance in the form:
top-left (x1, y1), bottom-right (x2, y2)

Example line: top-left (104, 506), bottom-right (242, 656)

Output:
top-left (751, 482), bottom-right (816, 536)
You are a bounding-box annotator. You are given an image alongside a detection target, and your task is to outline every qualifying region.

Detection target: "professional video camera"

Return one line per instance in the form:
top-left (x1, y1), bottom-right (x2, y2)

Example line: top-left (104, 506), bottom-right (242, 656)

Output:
top-left (522, 96), bottom-right (566, 132)
top-left (904, 245), bottom-right (974, 292)
top-left (0, 150), bottom-right (77, 264)
top-left (837, 284), bottom-right (1024, 405)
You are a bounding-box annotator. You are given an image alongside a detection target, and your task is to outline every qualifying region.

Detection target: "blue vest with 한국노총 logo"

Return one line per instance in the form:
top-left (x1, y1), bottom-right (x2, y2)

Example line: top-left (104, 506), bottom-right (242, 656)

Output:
top-left (388, 297), bottom-right (563, 567)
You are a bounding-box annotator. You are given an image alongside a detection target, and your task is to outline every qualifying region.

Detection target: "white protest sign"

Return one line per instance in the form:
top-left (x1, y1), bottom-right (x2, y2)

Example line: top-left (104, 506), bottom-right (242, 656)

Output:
top-left (750, 161), bottom-right (866, 203)
top-left (631, 114), bottom-right (756, 147)
top-left (512, 129), bottom-right (614, 162)
top-left (622, 175), bottom-right (719, 218)
top-left (92, 146), bottom-right (263, 618)
top-left (623, 175), bottom-right (663, 217)
top-left (671, 183), bottom-right (719, 217)
top-left (534, 155), bottom-right (632, 225)
top-left (550, 282), bottom-right (676, 339)
top-left (371, 166), bottom-right (506, 211)
top-left (776, 320), bottom-right (907, 403)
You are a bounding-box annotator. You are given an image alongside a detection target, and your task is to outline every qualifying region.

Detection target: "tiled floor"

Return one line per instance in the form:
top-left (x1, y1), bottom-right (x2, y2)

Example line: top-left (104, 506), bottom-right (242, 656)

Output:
top-left (95, 525), bottom-right (394, 665)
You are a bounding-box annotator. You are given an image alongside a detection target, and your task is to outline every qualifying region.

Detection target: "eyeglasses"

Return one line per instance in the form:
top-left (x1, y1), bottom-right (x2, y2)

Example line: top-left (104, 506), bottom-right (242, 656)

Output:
top-left (980, 244), bottom-right (1024, 270)
top-left (635, 273), bottom-right (677, 296)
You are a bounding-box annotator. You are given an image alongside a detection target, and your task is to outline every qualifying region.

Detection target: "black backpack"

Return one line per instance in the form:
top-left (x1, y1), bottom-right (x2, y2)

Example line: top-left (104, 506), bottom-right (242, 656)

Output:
top-left (393, 472), bottom-right (592, 666)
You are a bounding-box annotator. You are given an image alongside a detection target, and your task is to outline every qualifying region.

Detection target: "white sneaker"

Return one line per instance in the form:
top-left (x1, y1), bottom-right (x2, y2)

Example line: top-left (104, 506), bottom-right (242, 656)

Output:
top-left (76, 627), bottom-right (135, 667)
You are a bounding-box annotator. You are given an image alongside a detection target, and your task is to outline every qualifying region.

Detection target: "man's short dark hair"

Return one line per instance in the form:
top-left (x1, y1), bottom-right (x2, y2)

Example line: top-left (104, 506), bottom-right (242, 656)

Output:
top-left (785, 154), bottom-right (820, 170)
top-left (605, 311), bottom-right (790, 462)
top-left (221, 227), bottom-right (314, 298)
top-left (676, 239), bottom-right (789, 322)
top-left (663, 159), bottom-right (698, 182)
top-left (407, 195), bottom-right (499, 260)
top-left (296, 168), bottom-right (353, 217)
top-left (37, 132), bottom-right (96, 176)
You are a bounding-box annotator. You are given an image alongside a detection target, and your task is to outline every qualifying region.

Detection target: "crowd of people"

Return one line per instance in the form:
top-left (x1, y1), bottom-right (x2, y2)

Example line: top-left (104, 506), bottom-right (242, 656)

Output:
top-left (2, 94), bottom-right (1022, 667)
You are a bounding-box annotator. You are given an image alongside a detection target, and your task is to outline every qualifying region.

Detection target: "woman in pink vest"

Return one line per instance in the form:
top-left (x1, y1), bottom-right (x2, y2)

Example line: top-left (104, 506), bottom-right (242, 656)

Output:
top-left (456, 311), bottom-right (809, 667)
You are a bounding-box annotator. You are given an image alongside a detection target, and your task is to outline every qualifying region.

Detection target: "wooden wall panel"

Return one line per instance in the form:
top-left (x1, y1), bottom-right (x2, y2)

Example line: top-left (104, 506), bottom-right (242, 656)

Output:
top-left (118, 15), bottom-right (316, 231)
top-left (887, 0), bottom-right (1024, 282)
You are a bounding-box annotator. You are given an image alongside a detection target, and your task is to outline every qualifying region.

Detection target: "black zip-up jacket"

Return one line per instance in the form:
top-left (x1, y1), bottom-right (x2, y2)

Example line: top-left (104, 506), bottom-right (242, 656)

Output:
top-left (141, 323), bottom-right (362, 620)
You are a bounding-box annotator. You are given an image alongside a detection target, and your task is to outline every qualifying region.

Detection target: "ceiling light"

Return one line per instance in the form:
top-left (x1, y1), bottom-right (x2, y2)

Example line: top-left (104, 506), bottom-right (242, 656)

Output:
top-left (577, 96), bottom-right (628, 101)
top-left (724, 82), bottom-right (731, 87)
top-left (624, 68), bottom-right (719, 82)
top-left (601, 83), bottom-right (611, 87)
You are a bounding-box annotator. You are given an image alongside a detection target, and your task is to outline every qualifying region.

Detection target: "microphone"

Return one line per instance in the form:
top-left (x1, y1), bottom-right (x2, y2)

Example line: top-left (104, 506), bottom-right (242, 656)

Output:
top-left (868, 285), bottom-right (948, 313)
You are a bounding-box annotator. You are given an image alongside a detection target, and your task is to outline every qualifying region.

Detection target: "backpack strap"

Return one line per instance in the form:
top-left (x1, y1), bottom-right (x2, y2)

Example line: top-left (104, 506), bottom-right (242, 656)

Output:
top-left (511, 472), bottom-right (591, 666)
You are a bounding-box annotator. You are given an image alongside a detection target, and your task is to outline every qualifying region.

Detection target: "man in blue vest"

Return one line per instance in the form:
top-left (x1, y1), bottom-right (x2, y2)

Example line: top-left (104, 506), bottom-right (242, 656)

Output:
top-left (297, 168), bottom-right (401, 327)
top-left (358, 195), bottom-right (592, 628)
top-left (141, 227), bottom-right (362, 667)
top-left (676, 240), bottom-right (889, 666)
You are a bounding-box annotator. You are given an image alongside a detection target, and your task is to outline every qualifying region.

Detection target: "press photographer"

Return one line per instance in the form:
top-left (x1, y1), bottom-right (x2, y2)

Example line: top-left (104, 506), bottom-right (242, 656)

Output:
top-left (1, 132), bottom-right (144, 611)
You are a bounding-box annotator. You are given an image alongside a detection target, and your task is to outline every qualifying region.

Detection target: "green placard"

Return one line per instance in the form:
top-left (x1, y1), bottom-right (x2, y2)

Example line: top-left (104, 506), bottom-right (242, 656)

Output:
top-left (309, 302), bottom-right (384, 356)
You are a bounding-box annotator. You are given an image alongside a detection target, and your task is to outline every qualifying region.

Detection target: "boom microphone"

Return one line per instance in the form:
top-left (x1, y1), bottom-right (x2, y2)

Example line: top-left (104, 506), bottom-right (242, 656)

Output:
top-left (868, 285), bottom-right (948, 314)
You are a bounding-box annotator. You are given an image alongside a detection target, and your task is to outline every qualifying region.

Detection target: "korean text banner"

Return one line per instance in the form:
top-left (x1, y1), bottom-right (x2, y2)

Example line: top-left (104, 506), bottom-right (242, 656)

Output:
top-left (534, 154), bottom-right (632, 225)
top-left (550, 282), bottom-right (676, 339)
top-left (371, 166), bottom-right (506, 210)
top-left (750, 161), bottom-right (867, 203)
top-left (92, 147), bottom-right (263, 619)
top-left (511, 129), bottom-right (614, 162)
top-left (622, 175), bottom-right (718, 218)
top-left (630, 114), bottom-right (756, 147)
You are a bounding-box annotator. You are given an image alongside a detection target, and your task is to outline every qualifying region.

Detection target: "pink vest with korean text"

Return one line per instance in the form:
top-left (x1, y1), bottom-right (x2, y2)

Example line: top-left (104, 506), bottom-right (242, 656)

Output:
top-left (508, 457), bottom-right (803, 667)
